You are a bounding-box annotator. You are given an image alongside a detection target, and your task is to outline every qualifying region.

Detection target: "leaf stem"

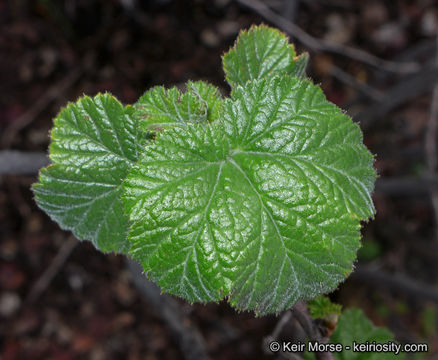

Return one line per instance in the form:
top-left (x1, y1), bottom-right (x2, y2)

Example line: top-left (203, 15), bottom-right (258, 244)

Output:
top-left (291, 301), bottom-right (335, 360)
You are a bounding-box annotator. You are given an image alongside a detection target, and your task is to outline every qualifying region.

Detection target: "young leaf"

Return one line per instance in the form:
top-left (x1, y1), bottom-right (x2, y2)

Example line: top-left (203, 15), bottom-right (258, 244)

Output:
top-left (123, 75), bottom-right (376, 315)
top-left (331, 309), bottom-right (405, 360)
top-left (308, 296), bottom-right (342, 319)
top-left (304, 309), bottom-right (406, 360)
top-left (33, 94), bottom-right (140, 253)
top-left (223, 25), bottom-right (301, 88)
top-left (134, 80), bottom-right (223, 131)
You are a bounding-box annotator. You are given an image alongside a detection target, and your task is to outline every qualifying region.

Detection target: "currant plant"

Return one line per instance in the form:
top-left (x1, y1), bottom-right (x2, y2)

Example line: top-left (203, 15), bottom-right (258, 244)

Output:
top-left (33, 25), bottom-right (376, 316)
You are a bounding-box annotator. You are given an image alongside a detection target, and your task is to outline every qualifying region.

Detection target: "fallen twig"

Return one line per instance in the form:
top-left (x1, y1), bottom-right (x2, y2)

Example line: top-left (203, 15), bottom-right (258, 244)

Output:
top-left (263, 310), bottom-right (300, 359)
top-left (330, 65), bottom-right (383, 101)
top-left (355, 64), bottom-right (438, 129)
top-left (272, 310), bottom-right (293, 340)
top-left (0, 151), bottom-right (49, 175)
top-left (351, 265), bottom-right (438, 304)
top-left (235, 0), bottom-right (420, 74)
top-left (283, 0), bottom-right (300, 23)
top-left (126, 258), bottom-right (210, 360)
top-left (375, 176), bottom-right (438, 196)
top-left (25, 236), bottom-right (78, 303)
top-left (1, 68), bottom-right (83, 148)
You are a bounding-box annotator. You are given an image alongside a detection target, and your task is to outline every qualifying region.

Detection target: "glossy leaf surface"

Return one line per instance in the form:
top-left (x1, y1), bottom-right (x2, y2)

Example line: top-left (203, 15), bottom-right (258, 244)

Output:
top-left (33, 94), bottom-right (140, 252)
top-left (32, 25), bottom-right (376, 316)
top-left (303, 309), bottom-right (405, 360)
top-left (134, 81), bottom-right (223, 130)
top-left (223, 25), bottom-right (308, 88)
top-left (330, 309), bottom-right (404, 360)
top-left (123, 76), bottom-right (376, 314)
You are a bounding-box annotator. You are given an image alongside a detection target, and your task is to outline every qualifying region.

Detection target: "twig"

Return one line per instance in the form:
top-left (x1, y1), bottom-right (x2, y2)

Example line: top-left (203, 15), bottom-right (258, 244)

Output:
top-left (25, 236), bottom-right (78, 303)
top-left (263, 310), bottom-right (294, 356)
top-left (1, 68), bottom-right (82, 148)
top-left (351, 265), bottom-right (438, 304)
top-left (299, 0), bottom-right (353, 10)
top-left (126, 258), bottom-right (209, 360)
top-left (375, 175), bottom-right (438, 196)
top-left (263, 309), bottom-right (308, 360)
top-left (235, 0), bottom-right (420, 74)
top-left (355, 65), bottom-right (438, 129)
top-left (283, 0), bottom-right (300, 23)
top-left (291, 301), bottom-right (334, 360)
top-left (426, 34), bottom-right (438, 240)
top-left (0, 151), bottom-right (49, 175)
top-left (330, 65), bottom-right (383, 101)
top-left (273, 310), bottom-right (293, 339)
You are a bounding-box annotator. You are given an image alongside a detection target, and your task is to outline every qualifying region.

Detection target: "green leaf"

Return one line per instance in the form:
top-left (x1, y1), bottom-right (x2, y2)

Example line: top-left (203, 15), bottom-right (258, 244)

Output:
top-left (308, 296), bottom-right (342, 319)
top-left (421, 305), bottom-right (437, 337)
top-left (293, 52), bottom-right (310, 79)
top-left (223, 25), bottom-right (298, 88)
top-left (134, 80), bottom-right (223, 131)
top-left (33, 93), bottom-right (140, 253)
top-left (304, 309), bottom-right (406, 360)
top-left (330, 309), bottom-right (405, 360)
top-left (123, 75), bottom-right (376, 315)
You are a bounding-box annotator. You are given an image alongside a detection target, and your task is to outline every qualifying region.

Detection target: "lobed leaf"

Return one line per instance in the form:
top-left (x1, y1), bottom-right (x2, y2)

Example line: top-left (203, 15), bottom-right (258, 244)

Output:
top-left (32, 25), bottom-right (377, 316)
top-left (123, 75), bottom-right (376, 315)
top-left (293, 52), bottom-right (310, 79)
top-left (223, 24), bottom-right (305, 88)
top-left (33, 94), bottom-right (140, 252)
top-left (330, 309), bottom-right (404, 360)
top-left (134, 80), bottom-right (223, 131)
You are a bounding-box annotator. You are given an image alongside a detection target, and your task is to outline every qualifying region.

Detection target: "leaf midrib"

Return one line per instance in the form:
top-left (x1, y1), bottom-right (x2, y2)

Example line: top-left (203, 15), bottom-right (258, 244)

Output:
top-left (227, 157), bottom-right (300, 309)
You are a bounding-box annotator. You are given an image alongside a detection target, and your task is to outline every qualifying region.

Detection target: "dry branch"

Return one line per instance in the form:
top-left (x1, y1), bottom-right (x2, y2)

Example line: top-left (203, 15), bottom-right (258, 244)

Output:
top-left (1, 68), bottom-right (83, 148)
top-left (355, 65), bottom-right (438, 129)
top-left (0, 151), bottom-right (49, 175)
top-left (126, 258), bottom-right (210, 360)
top-left (235, 0), bottom-right (419, 74)
top-left (351, 265), bottom-right (438, 304)
top-left (375, 176), bottom-right (438, 196)
top-left (25, 236), bottom-right (78, 304)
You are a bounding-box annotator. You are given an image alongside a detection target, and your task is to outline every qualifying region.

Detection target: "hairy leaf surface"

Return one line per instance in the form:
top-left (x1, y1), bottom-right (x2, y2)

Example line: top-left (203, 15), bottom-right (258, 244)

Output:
top-left (305, 309), bottom-right (404, 360)
top-left (223, 25), bottom-right (309, 88)
top-left (134, 81), bottom-right (223, 130)
top-left (33, 94), bottom-right (140, 252)
top-left (293, 52), bottom-right (309, 79)
top-left (123, 76), bottom-right (376, 314)
top-left (331, 309), bottom-right (404, 360)
top-left (308, 296), bottom-right (342, 319)
top-left (32, 24), bottom-right (377, 316)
